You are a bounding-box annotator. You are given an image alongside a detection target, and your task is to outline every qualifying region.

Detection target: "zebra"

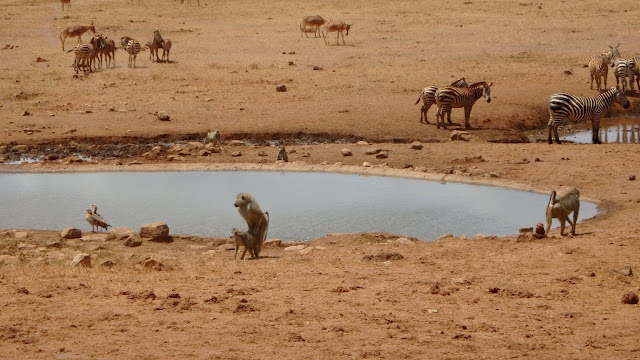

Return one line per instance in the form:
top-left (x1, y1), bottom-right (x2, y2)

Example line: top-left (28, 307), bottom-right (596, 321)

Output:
top-left (607, 43), bottom-right (621, 62)
top-left (547, 87), bottom-right (630, 144)
top-left (101, 37), bottom-right (116, 68)
top-left (146, 30), bottom-right (164, 63)
top-left (588, 53), bottom-right (610, 92)
top-left (122, 38), bottom-right (142, 68)
top-left (91, 34), bottom-right (106, 69)
top-left (435, 81), bottom-right (493, 129)
top-left (631, 56), bottom-right (640, 91)
top-left (414, 77), bottom-right (468, 124)
top-left (161, 39), bottom-right (172, 62)
top-left (68, 43), bottom-right (95, 74)
top-left (614, 58), bottom-right (635, 93)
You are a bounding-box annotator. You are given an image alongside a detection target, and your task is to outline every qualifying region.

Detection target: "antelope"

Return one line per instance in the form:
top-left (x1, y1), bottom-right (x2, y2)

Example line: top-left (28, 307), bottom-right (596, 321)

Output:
top-left (60, 0), bottom-right (71, 11)
top-left (102, 37), bottom-right (116, 68)
top-left (299, 15), bottom-right (326, 38)
top-left (323, 20), bottom-right (351, 45)
top-left (162, 39), bottom-right (172, 62)
top-left (60, 22), bottom-right (96, 51)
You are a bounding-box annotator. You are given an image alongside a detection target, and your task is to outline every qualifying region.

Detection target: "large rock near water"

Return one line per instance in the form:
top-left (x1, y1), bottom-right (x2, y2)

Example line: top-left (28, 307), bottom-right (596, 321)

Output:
top-left (140, 222), bottom-right (170, 242)
top-left (60, 227), bottom-right (82, 239)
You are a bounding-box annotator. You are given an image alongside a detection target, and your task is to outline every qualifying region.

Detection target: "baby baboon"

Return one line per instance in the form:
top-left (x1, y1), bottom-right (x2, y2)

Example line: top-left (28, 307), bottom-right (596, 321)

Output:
top-left (276, 145), bottom-right (288, 162)
top-left (234, 193), bottom-right (269, 257)
top-left (203, 129), bottom-right (222, 151)
top-left (230, 228), bottom-right (256, 260)
top-left (545, 188), bottom-right (580, 236)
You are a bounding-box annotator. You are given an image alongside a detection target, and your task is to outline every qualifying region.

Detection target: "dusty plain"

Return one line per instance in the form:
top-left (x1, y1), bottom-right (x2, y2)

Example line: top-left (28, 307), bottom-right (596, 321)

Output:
top-left (1, 0), bottom-right (640, 359)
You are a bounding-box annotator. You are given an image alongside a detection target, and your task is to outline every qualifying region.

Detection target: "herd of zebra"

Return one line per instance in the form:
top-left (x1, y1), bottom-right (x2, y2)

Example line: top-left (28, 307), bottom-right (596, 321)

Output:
top-left (415, 44), bottom-right (636, 144)
top-left (61, 23), bottom-right (172, 73)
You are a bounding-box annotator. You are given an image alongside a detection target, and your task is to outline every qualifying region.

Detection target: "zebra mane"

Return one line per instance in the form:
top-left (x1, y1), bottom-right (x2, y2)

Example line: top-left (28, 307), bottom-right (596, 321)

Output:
top-left (469, 81), bottom-right (488, 88)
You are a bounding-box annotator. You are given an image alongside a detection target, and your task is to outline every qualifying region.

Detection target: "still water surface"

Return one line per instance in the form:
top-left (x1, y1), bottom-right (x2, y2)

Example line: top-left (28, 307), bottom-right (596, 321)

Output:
top-left (0, 171), bottom-right (598, 241)
top-left (560, 117), bottom-right (640, 144)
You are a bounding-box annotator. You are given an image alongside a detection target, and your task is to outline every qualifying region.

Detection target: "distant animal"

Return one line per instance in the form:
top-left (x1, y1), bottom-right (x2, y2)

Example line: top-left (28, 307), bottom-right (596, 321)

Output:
top-left (614, 58), bottom-right (635, 93)
top-left (203, 129), bottom-right (222, 151)
top-left (90, 34), bottom-right (106, 70)
top-left (101, 37), bottom-right (116, 68)
top-left (67, 43), bottom-right (96, 74)
top-left (276, 145), bottom-right (288, 162)
top-left (545, 188), bottom-right (580, 236)
top-left (60, 22), bottom-right (96, 51)
top-left (234, 193), bottom-right (269, 258)
top-left (415, 77), bottom-right (468, 124)
top-left (161, 39), bottom-right (172, 62)
top-left (588, 52), bottom-right (611, 92)
top-left (146, 30), bottom-right (164, 63)
top-left (547, 87), bottom-right (630, 144)
top-left (606, 43), bottom-right (621, 62)
top-left (631, 55), bottom-right (640, 91)
top-left (60, 0), bottom-right (71, 11)
top-left (180, 0), bottom-right (199, 5)
top-left (85, 208), bottom-right (110, 232)
top-left (122, 38), bottom-right (142, 68)
top-left (435, 81), bottom-right (492, 129)
top-left (323, 20), bottom-right (351, 45)
top-left (300, 15), bottom-right (326, 38)
top-left (230, 228), bottom-right (257, 260)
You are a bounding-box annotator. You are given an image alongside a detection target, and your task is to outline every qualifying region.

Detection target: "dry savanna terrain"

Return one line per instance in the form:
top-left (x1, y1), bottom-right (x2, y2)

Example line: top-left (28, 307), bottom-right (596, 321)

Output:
top-left (1, 0), bottom-right (640, 359)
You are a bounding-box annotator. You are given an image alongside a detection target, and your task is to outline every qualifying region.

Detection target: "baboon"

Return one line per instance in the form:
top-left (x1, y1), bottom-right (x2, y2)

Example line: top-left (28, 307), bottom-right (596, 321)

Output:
top-left (276, 145), bottom-right (288, 162)
top-left (204, 129), bottom-right (222, 151)
top-left (230, 228), bottom-right (257, 260)
top-left (234, 193), bottom-right (269, 257)
top-left (545, 188), bottom-right (580, 236)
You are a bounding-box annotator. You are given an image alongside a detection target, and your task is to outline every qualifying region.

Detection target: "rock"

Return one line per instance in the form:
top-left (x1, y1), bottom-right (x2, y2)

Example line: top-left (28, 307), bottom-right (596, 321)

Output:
top-left (356, 141), bottom-right (369, 146)
top-left (81, 233), bottom-right (111, 242)
top-left (473, 234), bottom-right (485, 240)
top-left (621, 292), bottom-right (639, 304)
top-left (231, 151), bottom-right (242, 157)
top-left (124, 235), bottom-right (143, 247)
top-left (110, 227), bottom-right (135, 241)
top-left (436, 234), bottom-right (454, 241)
top-left (299, 247), bottom-right (314, 255)
top-left (71, 253), bottom-right (91, 267)
top-left (139, 258), bottom-right (165, 270)
top-left (14, 231), bottom-right (28, 239)
top-left (44, 153), bottom-right (60, 161)
top-left (630, 175), bottom-right (636, 181)
top-left (396, 237), bottom-right (415, 245)
top-left (375, 152), bottom-right (388, 159)
top-left (450, 130), bottom-right (471, 141)
top-left (198, 150), bottom-right (211, 157)
top-left (362, 162), bottom-right (372, 167)
top-left (60, 228), bottom-right (82, 239)
top-left (276, 84), bottom-right (287, 92)
top-left (611, 265), bottom-right (633, 277)
top-left (11, 144), bottom-right (28, 152)
top-left (411, 142), bottom-right (423, 150)
top-left (46, 239), bottom-right (64, 248)
top-left (187, 142), bottom-right (204, 150)
top-left (168, 144), bottom-right (183, 153)
top-left (217, 243), bottom-right (235, 251)
top-left (564, 69), bottom-right (573, 75)
top-left (341, 148), bottom-right (352, 156)
top-left (519, 227), bottom-right (533, 233)
top-left (263, 238), bottom-right (282, 247)
top-left (62, 156), bottom-right (83, 164)
top-left (140, 222), bottom-right (170, 242)
top-left (229, 140), bottom-right (245, 146)
top-left (284, 245), bottom-right (306, 251)
top-left (490, 173), bottom-right (500, 178)
top-left (365, 148), bottom-right (382, 155)
top-left (157, 112), bottom-right (170, 121)
top-left (100, 260), bottom-right (116, 268)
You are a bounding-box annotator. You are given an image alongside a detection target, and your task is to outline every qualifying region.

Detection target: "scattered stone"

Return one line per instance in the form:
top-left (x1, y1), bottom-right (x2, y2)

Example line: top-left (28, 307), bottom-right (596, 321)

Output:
top-left (46, 239), bottom-right (64, 248)
top-left (124, 234), bottom-right (143, 247)
top-left (157, 112), bottom-right (170, 121)
top-left (375, 152), bottom-right (388, 159)
top-left (437, 234), bottom-right (454, 241)
top-left (519, 227), bottom-right (533, 233)
top-left (473, 234), bottom-right (485, 240)
top-left (264, 239), bottom-right (282, 247)
top-left (231, 151), bottom-right (242, 157)
top-left (198, 150), bottom-right (211, 157)
top-left (276, 85), bottom-right (287, 92)
top-left (63, 156), bottom-right (83, 164)
top-left (341, 148), bottom-right (352, 156)
top-left (490, 173), bottom-right (500, 178)
top-left (450, 130), bottom-right (470, 141)
top-left (258, 151), bottom-right (268, 157)
top-left (71, 253), bottom-right (91, 267)
top-left (630, 175), bottom-right (636, 181)
top-left (81, 233), bottom-right (111, 242)
top-left (362, 252), bottom-right (404, 261)
top-left (564, 69), bottom-right (573, 75)
top-left (534, 222), bottom-right (546, 238)
top-left (14, 231), bottom-right (28, 239)
top-left (139, 258), bottom-right (165, 270)
top-left (217, 243), bottom-right (235, 251)
top-left (356, 141), bottom-right (369, 146)
top-left (111, 227), bottom-right (135, 241)
top-left (229, 140), bottom-right (244, 146)
top-left (611, 265), bottom-right (633, 277)
top-left (44, 153), bottom-right (60, 161)
top-left (411, 142), bottom-right (423, 150)
top-left (140, 222), bottom-right (170, 242)
top-left (100, 260), bottom-right (116, 268)
top-left (284, 245), bottom-right (306, 251)
top-left (365, 148), bottom-right (382, 155)
top-left (621, 292), bottom-right (639, 304)
top-left (22, 111), bottom-right (31, 116)
top-left (299, 247), bottom-right (314, 255)
top-left (203, 250), bottom-right (217, 256)
top-left (362, 162), bottom-right (372, 167)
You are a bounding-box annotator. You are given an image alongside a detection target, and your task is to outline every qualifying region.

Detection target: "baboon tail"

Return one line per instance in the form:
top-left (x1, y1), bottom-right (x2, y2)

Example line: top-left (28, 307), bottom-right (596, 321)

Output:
top-left (545, 190), bottom-right (556, 233)
top-left (263, 211), bottom-right (270, 243)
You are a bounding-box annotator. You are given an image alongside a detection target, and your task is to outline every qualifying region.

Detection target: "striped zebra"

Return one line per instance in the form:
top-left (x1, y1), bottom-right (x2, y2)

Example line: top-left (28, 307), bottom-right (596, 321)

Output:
top-left (161, 39), bottom-right (172, 62)
top-left (122, 38), bottom-right (142, 68)
top-left (631, 56), bottom-right (640, 91)
top-left (547, 87), bottom-right (630, 144)
top-left (67, 43), bottom-right (95, 74)
top-left (614, 58), bottom-right (635, 93)
top-left (101, 37), bottom-right (116, 68)
top-left (588, 52), bottom-right (610, 91)
top-left (414, 77), bottom-right (468, 124)
top-left (607, 43), bottom-right (621, 61)
top-left (435, 81), bottom-right (493, 129)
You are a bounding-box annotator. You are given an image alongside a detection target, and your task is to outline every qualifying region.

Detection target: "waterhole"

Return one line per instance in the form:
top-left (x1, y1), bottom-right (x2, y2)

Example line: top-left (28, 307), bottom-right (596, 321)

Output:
top-left (560, 117), bottom-right (640, 144)
top-left (0, 171), bottom-right (598, 241)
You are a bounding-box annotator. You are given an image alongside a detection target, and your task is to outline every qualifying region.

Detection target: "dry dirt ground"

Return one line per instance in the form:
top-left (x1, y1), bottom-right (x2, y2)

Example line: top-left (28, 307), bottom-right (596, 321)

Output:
top-left (1, 0), bottom-right (640, 359)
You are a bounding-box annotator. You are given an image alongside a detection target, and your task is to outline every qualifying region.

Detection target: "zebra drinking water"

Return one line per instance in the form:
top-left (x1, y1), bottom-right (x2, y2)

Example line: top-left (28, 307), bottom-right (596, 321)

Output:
top-left (547, 87), bottom-right (630, 144)
top-left (435, 81), bottom-right (493, 129)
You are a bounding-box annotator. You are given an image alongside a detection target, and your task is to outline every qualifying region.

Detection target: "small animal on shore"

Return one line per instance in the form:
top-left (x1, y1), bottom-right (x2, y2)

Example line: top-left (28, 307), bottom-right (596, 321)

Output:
top-left (234, 193), bottom-right (269, 257)
top-left (276, 145), bottom-right (288, 162)
top-left (85, 208), bottom-right (110, 232)
top-left (60, 22), bottom-right (96, 51)
top-left (203, 129), bottom-right (222, 151)
top-left (230, 228), bottom-right (257, 260)
top-left (545, 188), bottom-right (580, 236)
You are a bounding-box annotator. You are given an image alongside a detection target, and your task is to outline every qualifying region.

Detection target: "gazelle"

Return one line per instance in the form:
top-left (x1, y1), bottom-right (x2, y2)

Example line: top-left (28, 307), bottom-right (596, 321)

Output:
top-left (323, 20), bottom-right (351, 45)
top-left (60, 22), bottom-right (96, 51)
top-left (299, 15), bottom-right (326, 38)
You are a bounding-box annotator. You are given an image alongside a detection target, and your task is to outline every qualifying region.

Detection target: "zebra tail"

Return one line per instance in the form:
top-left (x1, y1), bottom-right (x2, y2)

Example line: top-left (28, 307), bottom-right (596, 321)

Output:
top-left (414, 95), bottom-right (422, 105)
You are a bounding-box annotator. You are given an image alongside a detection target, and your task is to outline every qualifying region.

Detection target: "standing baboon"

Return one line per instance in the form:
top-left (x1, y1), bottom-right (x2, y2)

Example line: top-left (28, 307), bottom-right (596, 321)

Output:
top-left (545, 188), bottom-right (580, 236)
top-left (230, 228), bottom-right (256, 260)
top-left (276, 145), bottom-right (288, 162)
top-left (204, 129), bottom-right (222, 151)
top-left (234, 193), bottom-right (269, 257)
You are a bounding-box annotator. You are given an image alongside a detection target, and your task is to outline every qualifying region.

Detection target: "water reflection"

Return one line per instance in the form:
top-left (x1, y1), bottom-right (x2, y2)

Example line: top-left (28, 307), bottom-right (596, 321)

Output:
top-left (561, 117), bottom-right (640, 144)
